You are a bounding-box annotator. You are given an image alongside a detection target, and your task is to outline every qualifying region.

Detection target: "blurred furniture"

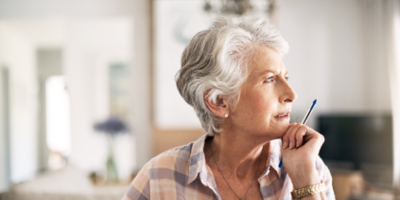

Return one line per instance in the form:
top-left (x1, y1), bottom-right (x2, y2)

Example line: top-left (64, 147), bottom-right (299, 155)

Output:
top-left (331, 170), bottom-right (364, 200)
top-left (318, 114), bottom-right (394, 199)
top-left (318, 114), bottom-right (392, 168)
top-left (330, 168), bottom-right (394, 200)
top-left (3, 165), bottom-right (129, 200)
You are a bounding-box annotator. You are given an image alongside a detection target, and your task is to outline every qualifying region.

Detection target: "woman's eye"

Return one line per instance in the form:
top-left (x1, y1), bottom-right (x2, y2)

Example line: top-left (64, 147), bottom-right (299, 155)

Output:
top-left (264, 76), bottom-right (274, 83)
top-left (285, 76), bottom-right (289, 81)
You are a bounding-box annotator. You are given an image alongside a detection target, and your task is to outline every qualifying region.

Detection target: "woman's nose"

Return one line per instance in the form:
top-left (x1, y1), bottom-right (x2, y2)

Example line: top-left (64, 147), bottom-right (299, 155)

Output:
top-left (280, 78), bottom-right (297, 103)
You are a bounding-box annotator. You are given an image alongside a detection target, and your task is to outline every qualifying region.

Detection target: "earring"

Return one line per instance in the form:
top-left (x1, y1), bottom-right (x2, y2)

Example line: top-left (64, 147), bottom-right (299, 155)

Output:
top-left (224, 114), bottom-right (228, 118)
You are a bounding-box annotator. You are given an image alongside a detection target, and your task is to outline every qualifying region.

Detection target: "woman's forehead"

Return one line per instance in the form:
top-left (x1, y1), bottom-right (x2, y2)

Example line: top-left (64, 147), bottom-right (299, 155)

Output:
top-left (248, 47), bottom-right (287, 76)
top-left (257, 68), bottom-right (288, 76)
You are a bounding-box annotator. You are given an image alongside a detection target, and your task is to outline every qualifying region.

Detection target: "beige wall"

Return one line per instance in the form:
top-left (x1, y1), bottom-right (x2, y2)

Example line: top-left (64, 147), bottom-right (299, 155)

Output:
top-left (152, 127), bottom-right (205, 156)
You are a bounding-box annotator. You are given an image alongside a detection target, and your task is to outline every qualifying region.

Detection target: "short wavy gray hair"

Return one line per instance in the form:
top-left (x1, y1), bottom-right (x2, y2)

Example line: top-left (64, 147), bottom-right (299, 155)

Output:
top-left (176, 16), bottom-right (289, 135)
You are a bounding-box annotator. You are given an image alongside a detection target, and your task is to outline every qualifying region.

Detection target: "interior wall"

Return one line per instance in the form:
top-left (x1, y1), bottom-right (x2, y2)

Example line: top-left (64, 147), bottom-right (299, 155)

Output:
top-left (360, 0), bottom-right (391, 113)
top-left (0, 67), bottom-right (11, 193)
top-left (0, 67), bottom-right (6, 192)
top-left (37, 49), bottom-right (63, 172)
top-left (0, 0), bottom-right (153, 180)
top-left (278, 0), bottom-right (391, 128)
top-left (0, 22), bottom-right (38, 183)
top-left (0, 0), bottom-right (134, 18)
top-left (64, 18), bottom-right (136, 179)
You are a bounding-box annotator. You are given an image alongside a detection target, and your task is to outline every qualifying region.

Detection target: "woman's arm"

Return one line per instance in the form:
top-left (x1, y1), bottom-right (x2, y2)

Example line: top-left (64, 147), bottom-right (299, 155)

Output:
top-left (281, 123), bottom-right (330, 200)
top-left (289, 163), bottom-right (327, 200)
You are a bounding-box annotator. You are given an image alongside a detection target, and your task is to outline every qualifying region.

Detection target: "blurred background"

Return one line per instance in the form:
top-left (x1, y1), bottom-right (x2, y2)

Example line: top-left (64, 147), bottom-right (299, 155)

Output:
top-left (0, 0), bottom-right (399, 199)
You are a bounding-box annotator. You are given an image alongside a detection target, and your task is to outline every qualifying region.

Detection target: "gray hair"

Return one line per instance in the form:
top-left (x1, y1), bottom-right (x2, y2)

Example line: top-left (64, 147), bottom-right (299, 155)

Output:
top-left (176, 16), bottom-right (289, 135)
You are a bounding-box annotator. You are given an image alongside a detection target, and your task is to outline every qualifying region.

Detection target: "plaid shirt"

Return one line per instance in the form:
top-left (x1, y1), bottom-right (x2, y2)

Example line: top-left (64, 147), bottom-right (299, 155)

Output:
top-left (122, 134), bottom-right (335, 200)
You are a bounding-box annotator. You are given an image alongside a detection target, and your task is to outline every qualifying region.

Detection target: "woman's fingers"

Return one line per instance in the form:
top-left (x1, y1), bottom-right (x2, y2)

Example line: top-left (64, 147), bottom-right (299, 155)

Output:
top-left (281, 123), bottom-right (292, 149)
top-left (288, 124), bottom-right (302, 149)
top-left (282, 123), bottom-right (297, 149)
top-left (282, 124), bottom-right (321, 150)
top-left (295, 125), bottom-right (307, 147)
top-left (303, 126), bottom-right (325, 151)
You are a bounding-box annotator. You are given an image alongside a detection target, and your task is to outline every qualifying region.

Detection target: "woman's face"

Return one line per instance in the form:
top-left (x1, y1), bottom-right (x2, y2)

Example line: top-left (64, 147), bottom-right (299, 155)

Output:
top-left (228, 45), bottom-right (297, 139)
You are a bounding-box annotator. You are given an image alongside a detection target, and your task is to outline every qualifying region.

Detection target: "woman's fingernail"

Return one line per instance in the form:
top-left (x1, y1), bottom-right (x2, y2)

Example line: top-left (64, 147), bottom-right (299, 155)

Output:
top-left (289, 142), bottom-right (293, 149)
top-left (283, 141), bottom-right (288, 149)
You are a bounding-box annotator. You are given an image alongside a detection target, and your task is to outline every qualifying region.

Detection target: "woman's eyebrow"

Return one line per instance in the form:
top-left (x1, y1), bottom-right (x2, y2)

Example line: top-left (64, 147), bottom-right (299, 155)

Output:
top-left (259, 69), bottom-right (278, 76)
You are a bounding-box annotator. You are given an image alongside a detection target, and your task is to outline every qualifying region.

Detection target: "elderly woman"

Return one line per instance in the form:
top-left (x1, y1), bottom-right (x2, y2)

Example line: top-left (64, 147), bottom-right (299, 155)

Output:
top-left (123, 17), bottom-right (334, 200)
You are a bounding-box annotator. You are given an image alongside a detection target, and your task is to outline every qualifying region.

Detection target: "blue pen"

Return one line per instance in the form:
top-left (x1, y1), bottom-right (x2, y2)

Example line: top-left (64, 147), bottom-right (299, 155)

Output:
top-left (279, 99), bottom-right (317, 168)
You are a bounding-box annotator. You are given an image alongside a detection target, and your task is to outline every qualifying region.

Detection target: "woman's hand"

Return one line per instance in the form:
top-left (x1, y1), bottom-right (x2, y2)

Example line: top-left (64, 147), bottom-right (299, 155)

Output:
top-left (281, 123), bottom-right (325, 189)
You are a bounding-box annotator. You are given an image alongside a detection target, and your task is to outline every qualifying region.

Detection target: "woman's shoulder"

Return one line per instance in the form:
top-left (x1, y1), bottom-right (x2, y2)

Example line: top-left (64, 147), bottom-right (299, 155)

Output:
top-left (124, 141), bottom-right (200, 200)
top-left (142, 142), bottom-right (195, 173)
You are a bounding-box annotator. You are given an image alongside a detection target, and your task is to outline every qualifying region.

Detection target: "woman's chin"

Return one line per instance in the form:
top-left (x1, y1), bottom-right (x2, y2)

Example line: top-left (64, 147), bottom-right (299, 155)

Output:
top-left (275, 123), bottom-right (290, 137)
top-left (257, 125), bottom-right (289, 140)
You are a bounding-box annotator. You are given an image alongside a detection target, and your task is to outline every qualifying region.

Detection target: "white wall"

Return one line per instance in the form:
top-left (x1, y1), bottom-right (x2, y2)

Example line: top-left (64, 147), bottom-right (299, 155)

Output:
top-left (0, 0), bottom-right (153, 182)
top-left (278, 0), bottom-right (391, 128)
top-left (0, 22), bottom-right (38, 183)
top-left (0, 66), bottom-right (11, 192)
top-left (0, 0), bottom-right (134, 18)
top-left (0, 18), bottom-right (139, 182)
top-left (131, 0), bottom-right (152, 169)
top-left (64, 18), bottom-right (136, 178)
top-left (0, 60), bottom-right (6, 192)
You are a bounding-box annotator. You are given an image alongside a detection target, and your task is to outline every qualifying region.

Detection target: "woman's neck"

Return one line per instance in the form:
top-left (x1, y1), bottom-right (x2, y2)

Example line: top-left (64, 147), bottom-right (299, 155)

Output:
top-left (206, 130), bottom-right (271, 180)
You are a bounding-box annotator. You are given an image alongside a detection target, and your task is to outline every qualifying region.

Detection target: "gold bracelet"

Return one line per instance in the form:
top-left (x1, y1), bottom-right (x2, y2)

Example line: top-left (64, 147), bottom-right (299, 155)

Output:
top-left (291, 180), bottom-right (326, 199)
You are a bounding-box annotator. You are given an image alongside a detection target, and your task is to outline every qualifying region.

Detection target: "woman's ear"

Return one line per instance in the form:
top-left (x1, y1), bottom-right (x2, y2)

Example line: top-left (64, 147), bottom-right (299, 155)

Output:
top-left (204, 92), bottom-right (229, 118)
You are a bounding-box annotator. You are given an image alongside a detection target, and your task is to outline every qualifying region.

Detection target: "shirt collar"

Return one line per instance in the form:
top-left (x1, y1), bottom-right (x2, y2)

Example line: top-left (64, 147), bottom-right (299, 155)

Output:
top-left (187, 134), bottom-right (208, 185)
top-left (264, 138), bottom-right (283, 178)
top-left (186, 134), bottom-right (283, 185)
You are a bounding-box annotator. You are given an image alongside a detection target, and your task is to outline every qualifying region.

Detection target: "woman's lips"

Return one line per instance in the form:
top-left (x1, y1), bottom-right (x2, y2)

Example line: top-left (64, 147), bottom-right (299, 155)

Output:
top-left (274, 111), bottom-right (290, 120)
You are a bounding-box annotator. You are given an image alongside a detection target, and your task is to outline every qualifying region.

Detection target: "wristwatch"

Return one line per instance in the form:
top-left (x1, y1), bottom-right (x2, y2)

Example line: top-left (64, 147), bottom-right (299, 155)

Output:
top-left (291, 180), bottom-right (326, 199)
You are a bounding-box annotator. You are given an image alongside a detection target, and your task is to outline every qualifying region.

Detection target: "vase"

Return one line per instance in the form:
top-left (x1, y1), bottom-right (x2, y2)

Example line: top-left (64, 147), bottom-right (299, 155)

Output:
top-left (105, 135), bottom-right (119, 183)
